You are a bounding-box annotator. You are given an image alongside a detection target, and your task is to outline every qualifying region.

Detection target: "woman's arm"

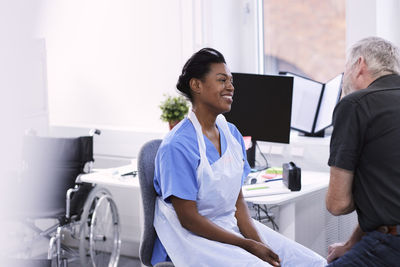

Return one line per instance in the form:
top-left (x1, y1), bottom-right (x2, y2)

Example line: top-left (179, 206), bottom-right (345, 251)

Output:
top-left (170, 195), bottom-right (281, 266)
top-left (235, 190), bottom-right (280, 265)
top-left (235, 190), bottom-right (264, 242)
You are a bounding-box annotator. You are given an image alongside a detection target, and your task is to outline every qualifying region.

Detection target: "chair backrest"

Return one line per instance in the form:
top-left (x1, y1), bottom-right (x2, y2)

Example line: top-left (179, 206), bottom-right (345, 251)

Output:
top-left (137, 139), bottom-right (162, 266)
top-left (20, 135), bottom-right (93, 217)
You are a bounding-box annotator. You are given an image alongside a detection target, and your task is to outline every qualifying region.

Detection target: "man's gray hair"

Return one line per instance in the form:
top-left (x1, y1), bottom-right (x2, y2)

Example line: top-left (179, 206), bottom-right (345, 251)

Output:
top-left (348, 36), bottom-right (400, 78)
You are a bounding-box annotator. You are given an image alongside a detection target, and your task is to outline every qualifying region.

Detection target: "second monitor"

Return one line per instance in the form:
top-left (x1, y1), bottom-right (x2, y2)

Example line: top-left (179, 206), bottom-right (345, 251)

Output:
top-left (280, 71), bottom-right (343, 136)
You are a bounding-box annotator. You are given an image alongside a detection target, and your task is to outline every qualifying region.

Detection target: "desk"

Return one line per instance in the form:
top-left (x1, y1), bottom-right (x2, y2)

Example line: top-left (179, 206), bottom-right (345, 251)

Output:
top-left (78, 163), bottom-right (138, 188)
top-left (244, 171), bottom-right (330, 255)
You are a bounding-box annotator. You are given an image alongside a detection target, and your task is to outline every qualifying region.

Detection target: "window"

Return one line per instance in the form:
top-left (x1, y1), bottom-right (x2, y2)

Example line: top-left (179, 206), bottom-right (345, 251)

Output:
top-left (262, 0), bottom-right (346, 82)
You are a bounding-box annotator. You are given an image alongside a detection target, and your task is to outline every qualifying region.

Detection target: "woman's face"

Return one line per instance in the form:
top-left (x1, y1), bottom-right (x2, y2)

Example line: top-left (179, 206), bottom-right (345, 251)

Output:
top-left (194, 63), bottom-right (234, 114)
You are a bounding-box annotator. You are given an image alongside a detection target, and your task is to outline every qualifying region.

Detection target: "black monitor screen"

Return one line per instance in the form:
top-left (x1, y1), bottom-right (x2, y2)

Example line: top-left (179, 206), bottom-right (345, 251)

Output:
top-left (224, 73), bottom-right (293, 144)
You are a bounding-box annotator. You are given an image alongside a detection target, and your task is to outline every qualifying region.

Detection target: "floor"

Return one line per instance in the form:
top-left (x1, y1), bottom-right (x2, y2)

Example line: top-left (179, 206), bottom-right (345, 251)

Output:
top-left (5, 256), bottom-right (142, 267)
top-left (67, 255), bottom-right (142, 267)
top-left (6, 219), bottom-right (143, 267)
top-left (116, 256), bottom-right (142, 267)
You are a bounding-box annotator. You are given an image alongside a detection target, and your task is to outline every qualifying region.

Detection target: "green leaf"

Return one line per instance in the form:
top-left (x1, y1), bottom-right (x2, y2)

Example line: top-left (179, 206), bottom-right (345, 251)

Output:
top-left (159, 95), bottom-right (190, 122)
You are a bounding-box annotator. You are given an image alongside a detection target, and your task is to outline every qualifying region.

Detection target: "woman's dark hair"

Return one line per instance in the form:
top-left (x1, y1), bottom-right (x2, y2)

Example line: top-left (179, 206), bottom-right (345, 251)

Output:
top-left (176, 48), bottom-right (226, 102)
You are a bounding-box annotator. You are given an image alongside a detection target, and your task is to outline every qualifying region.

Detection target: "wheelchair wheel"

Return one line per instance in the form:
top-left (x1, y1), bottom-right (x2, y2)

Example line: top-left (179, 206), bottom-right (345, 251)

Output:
top-left (79, 186), bottom-right (121, 267)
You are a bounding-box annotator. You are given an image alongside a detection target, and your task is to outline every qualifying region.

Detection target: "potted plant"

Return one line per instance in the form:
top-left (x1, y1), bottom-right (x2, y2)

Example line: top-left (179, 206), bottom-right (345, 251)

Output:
top-left (159, 95), bottom-right (190, 130)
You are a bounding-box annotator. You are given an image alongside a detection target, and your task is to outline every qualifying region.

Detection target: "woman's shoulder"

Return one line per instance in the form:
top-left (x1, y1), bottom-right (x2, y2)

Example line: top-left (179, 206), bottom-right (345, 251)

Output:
top-left (226, 121), bottom-right (244, 141)
top-left (159, 119), bottom-right (199, 155)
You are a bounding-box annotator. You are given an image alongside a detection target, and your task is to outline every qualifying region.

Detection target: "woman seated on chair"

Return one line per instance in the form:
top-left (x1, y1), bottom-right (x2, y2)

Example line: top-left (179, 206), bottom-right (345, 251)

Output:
top-left (152, 48), bottom-right (326, 267)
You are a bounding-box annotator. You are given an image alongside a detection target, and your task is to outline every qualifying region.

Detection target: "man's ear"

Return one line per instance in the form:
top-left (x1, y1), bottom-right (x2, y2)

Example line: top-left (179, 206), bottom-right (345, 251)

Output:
top-left (355, 56), bottom-right (368, 78)
top-left (189, 78), bottom-right (201, 94)
top-left (354, 56), bottom-right (375, 89)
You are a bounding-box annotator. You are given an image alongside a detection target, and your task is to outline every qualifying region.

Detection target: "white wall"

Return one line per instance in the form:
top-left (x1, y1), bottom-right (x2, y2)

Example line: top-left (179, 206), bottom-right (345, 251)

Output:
top-left (203, 0), bottom-right (259, 73)
top-left (0, 0), bottom-right (47, 171)
top-left (38, 0), bottom-right (259, 138)
top-left (376, 0), bottom-right (400, 46)
top-left (39, 0), bottom-right (187, 133)
top-left (346, 0), bottom-right (400, 49)
top-left (0, 0), bottom-right (49, 259)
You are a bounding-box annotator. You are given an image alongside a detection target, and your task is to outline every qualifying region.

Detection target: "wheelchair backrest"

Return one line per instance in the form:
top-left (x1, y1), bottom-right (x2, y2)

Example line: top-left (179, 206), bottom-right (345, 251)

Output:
top-left (20, 136), bottom-right (94, 216)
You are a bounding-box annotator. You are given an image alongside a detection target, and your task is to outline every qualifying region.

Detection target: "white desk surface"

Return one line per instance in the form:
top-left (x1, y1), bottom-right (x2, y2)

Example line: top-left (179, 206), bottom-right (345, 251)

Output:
top-left (78, 159), bottom-right (139, 188)
top-left (244, 171), bottom-right (330, 206)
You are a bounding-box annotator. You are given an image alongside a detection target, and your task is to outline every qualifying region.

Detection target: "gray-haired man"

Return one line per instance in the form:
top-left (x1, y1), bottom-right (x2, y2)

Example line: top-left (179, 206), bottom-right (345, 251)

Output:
top-left (326, 36), bottom-right (400, 266)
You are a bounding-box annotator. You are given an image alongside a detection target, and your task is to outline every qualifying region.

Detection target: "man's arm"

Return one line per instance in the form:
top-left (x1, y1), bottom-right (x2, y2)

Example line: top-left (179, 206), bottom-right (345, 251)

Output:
top-left (170, 194), bottom-right (280, 266)
top-left (327, 224), bottom-right (364, 263)
top-left (326, 166), bottom-right (355, 215)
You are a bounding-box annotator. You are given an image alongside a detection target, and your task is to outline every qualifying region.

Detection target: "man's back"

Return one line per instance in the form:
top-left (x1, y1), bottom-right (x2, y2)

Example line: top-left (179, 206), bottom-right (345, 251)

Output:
top-left (329, 74), bottom-right (400, 231)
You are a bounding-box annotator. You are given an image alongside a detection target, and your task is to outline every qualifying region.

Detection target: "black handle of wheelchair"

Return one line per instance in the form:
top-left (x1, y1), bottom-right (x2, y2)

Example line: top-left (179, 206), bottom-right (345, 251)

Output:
top-left (89, 129), bottom-right (101, 136)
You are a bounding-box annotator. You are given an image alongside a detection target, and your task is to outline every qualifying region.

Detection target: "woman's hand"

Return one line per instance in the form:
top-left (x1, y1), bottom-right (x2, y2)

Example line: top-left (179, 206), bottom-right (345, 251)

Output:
top-left (245, 239), bottom-right (281, 266)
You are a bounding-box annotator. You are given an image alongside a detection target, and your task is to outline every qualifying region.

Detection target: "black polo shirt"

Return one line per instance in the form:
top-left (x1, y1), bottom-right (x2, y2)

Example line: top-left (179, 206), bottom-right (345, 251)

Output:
top-left (328, 74), bottom-right (400, 232)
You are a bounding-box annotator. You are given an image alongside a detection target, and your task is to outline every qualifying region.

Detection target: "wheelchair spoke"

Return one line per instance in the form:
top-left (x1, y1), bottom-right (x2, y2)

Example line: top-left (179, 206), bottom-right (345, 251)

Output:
top-left (79, 187), bottom-right (120, 267)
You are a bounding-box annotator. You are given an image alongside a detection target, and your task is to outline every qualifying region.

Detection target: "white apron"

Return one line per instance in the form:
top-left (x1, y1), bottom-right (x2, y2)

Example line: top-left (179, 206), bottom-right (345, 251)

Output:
top-left (154, 111), bottom-right (326, 267)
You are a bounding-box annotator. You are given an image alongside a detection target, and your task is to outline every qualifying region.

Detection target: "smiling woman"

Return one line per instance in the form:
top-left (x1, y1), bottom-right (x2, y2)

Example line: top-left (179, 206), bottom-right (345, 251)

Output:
top-left (150, 48), bottom-right (327, 266)
top-left (191, 63), bottom-right (234, 116)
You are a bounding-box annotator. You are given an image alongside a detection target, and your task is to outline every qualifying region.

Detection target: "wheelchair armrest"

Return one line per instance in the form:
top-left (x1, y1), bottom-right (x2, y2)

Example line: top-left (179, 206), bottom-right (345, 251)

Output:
top-left (66, 186), bottom-right (79, 219)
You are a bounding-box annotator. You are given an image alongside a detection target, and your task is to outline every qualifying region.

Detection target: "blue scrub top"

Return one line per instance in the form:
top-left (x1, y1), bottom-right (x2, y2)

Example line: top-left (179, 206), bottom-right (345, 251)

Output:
top-left (151, 118), bottom-right (251, 265)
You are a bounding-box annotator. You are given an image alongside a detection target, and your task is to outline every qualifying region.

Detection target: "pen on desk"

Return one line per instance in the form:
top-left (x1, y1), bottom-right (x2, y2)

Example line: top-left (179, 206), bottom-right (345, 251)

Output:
top-left (264, 178), bottom-right (283, 183)
top-left (121, 171), bottom-right (137, 177)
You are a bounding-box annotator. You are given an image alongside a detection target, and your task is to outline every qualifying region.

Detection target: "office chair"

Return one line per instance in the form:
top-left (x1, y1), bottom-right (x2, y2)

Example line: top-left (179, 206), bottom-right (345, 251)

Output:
top-left (137, 139), bottom-right (174, 267)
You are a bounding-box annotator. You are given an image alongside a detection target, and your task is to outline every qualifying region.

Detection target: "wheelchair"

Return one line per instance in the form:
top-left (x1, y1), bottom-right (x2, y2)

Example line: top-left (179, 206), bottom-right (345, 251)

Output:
top-left (8, 130), bottom-right (121, 267)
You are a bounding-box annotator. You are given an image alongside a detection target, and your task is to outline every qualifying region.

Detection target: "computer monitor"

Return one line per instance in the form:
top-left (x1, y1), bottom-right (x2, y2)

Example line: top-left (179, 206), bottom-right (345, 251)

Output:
top-left (279, 72), bottom-right (342, 136)
top-left (314, 73), bottom-right (343, 133)
top-left (224, 73), bottom-right (293, 168)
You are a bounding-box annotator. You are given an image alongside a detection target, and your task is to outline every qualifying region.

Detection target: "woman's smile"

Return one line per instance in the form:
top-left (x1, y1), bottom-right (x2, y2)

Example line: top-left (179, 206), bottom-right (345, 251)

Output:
top-left (221, 93), bottom-right (233, 104)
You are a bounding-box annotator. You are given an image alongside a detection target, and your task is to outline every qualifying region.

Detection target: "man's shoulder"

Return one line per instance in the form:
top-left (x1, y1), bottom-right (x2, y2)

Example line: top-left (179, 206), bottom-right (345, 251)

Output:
top-left (343, 74), bottom-right (400, 104)
top-left (368, 74), bottom-right (400, 91)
